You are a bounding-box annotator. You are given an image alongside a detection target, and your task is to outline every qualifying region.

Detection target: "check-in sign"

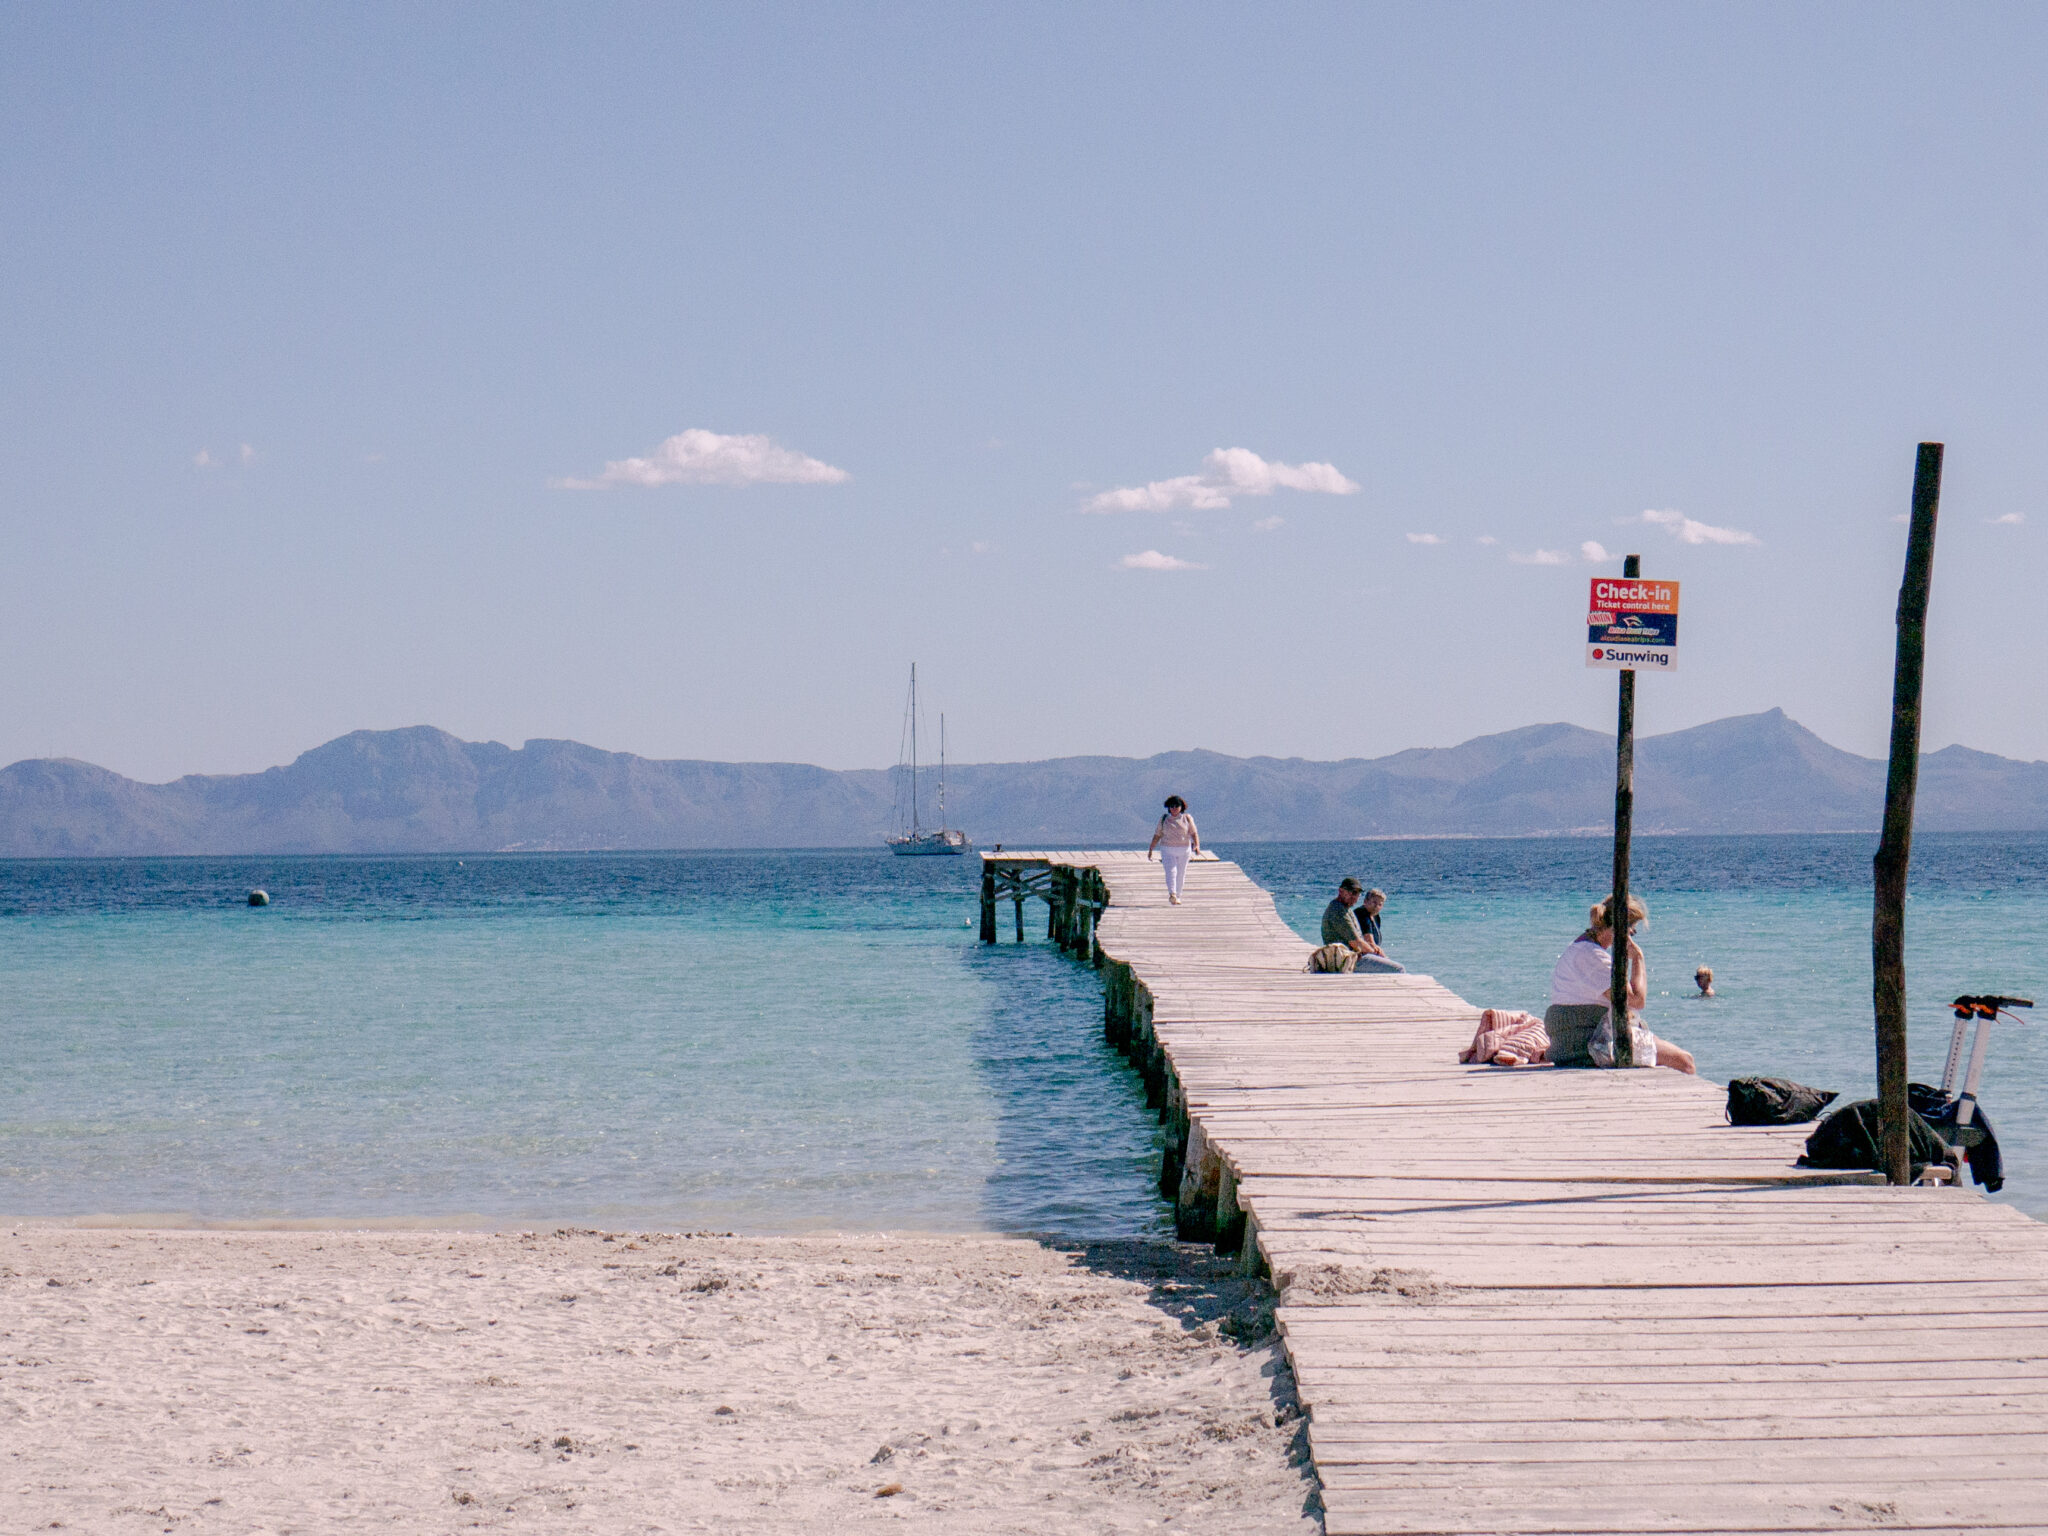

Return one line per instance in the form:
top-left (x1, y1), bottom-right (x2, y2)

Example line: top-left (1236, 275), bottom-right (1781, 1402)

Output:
top-left (1587, 577), bottom-right (1680, 672)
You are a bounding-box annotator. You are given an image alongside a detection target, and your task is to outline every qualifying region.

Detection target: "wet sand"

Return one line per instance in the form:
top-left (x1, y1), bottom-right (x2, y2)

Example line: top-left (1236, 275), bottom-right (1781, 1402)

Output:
top-left (2, 1227), bottom-right (1321, 1533)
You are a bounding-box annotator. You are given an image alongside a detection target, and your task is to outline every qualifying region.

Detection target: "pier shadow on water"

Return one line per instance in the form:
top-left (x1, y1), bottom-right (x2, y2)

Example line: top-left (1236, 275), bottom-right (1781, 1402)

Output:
top-left (962, 936), bottom-right (1176, 1240)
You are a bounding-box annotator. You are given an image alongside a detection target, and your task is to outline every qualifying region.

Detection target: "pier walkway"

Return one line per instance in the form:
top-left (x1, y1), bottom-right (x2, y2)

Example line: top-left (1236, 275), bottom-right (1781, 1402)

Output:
top-left (990, 850), bottom-right (2048, 1535)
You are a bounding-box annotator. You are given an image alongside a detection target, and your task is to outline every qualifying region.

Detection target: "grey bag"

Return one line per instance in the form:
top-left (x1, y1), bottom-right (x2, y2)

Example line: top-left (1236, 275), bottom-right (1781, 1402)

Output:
top-left (1307, 943), bottom-right (1357, 974)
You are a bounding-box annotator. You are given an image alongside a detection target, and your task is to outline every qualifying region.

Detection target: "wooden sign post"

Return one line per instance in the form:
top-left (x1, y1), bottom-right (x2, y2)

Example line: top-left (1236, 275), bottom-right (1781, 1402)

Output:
top-left (1609, 554), bottom-right (1641, 1065)
top-left (1873, 443), bottom-right (1944, 1184)
top-left (1587, 557), bottom-right (1681, 1066)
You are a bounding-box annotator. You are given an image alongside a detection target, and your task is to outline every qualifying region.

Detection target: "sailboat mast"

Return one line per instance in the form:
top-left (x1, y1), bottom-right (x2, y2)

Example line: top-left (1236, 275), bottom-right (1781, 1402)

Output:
top-left (884, 664), bottom-right (967, 855)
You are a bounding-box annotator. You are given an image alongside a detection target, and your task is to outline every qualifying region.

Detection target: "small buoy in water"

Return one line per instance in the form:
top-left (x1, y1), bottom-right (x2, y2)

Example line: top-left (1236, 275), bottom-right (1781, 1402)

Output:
top-left (247, 889), bottom-right (270, 906)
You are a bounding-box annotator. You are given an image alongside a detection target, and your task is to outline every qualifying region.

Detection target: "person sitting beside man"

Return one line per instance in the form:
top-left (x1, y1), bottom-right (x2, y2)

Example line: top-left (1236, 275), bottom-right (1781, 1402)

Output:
top-left (1320, 878), bottom-right (1405, 973)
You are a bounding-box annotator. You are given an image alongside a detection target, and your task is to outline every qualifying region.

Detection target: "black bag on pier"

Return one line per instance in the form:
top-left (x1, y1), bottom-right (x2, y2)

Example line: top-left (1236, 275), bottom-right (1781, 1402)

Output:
top-left (1726, 1076), bottom-right (1839, 1126)
top-left (1797, 1098), bottom-right (1951, 1178)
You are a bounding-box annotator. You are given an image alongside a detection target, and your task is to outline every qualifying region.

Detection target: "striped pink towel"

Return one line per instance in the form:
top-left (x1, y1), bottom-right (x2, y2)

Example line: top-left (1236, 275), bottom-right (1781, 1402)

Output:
top-left (1458, 1008), bottom-right (1550, 1067)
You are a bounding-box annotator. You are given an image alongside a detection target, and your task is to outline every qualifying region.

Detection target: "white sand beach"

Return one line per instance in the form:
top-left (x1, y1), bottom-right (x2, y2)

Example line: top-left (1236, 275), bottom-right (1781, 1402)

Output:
top-left (2, 1228), bottom-right (1320, 1534)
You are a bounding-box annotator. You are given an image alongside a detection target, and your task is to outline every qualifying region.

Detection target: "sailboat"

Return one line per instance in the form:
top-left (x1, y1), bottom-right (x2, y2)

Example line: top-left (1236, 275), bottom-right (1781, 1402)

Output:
top-left (886, 665), bottom-right (972, 856)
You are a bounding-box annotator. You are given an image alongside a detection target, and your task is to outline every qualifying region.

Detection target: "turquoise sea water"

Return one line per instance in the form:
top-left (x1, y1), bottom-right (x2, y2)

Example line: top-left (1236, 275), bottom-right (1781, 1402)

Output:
top-left (0, 854), bottom-right (1164, 1234)
top-left (2, 836), bottom-right (2042, 1230)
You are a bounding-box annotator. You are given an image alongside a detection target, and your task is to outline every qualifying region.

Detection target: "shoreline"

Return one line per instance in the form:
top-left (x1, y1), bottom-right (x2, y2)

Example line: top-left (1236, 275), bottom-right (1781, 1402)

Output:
top-left (2, 1226), bottom-right (1321, 1533)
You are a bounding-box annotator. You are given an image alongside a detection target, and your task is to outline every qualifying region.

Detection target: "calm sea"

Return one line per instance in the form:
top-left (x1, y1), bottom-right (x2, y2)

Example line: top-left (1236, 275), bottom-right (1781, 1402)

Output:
top-left (2, 836), bottom-right (2042, 1231)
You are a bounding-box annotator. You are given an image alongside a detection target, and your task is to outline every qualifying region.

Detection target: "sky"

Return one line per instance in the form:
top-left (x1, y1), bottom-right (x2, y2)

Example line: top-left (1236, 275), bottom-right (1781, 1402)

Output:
top-left (4, 3), bottom-right (2047, 781)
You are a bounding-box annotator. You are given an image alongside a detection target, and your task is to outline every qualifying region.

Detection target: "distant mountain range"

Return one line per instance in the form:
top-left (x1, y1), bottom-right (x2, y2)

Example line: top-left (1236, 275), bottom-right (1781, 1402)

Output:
top-left (4, 708), bottom-right (2046, 856)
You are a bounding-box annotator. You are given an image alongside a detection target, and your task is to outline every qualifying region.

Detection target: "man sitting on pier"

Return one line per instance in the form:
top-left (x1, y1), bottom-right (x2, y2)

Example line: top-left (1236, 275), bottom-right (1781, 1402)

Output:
top-left (1320, 878), bottom-right (1405, 973)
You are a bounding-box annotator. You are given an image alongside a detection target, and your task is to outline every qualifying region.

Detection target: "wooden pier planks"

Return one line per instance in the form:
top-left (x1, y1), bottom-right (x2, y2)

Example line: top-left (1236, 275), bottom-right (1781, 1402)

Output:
top-left (1006, 850), bottom-right (2048, 1535)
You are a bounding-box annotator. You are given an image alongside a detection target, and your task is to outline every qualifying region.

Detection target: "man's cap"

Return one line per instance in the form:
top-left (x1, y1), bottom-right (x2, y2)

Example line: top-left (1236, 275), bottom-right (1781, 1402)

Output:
top-left (1338, 877), bottom-right (1362, 892)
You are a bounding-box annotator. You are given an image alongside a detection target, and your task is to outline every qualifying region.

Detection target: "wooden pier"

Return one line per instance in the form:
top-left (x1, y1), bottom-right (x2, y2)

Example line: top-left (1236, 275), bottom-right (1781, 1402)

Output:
top-left (988, 849), bottom-right (2048, 1535)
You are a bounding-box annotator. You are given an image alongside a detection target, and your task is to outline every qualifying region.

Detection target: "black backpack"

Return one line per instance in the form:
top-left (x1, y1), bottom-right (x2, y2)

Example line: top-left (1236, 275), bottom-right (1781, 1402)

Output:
top-left (1908, 1082), bottom-right (2006, 1193)
top-left (1725, 1076), bottom-right (1838, 1126)
top-left (1798, 1099), bottom-right (1951, 1178)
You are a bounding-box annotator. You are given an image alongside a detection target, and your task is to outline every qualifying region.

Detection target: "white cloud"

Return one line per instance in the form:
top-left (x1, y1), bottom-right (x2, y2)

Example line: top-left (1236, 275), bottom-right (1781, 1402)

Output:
top-left (1207, 446), bottom-right (1357, 496)
top-left (1991, 512), bottom-right (2026, 526)
top-left (1891, 513), bottom-right (1911, 524)
top-left (969, 540), bottom-right (993, 554)
top-left (1628, 508), bottom-right (1759, 547)
top-left (1509, 549), bottom-right (1570, 566)
top-left (553, 428), bottom-right (849, 490)
top-left (239, 443), bottom-right (256, 465)
top-left (1088, 475), bottom-right (1229, 513)
top-left (1406, 532), bottom-right (1443, 545)
top-left (1477, 535), bottom-right (1499, 546)
top-left (1120, 549), bottom-right (1206, 571)
top-left (1252, 515), bottom-right (1285, 532)
top-left (1084, 447), bottom-right (1358, 513)
top-left (193, 449), bottom-right (216, 469)
top-left (1580, 540), bottom-right (1612, 563)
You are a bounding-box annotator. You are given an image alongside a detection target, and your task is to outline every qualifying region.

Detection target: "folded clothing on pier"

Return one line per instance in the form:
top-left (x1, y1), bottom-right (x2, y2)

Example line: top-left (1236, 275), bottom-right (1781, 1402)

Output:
top-left (1459, 1008), bottom-right (1549, 1067)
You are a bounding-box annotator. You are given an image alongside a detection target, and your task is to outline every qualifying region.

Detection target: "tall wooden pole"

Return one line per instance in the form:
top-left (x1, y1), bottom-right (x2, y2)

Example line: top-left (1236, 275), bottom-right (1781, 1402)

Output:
top-left (1609, 553), bottom-right (1641, 1066)
top-left (1873, 443), bottom-right (1944, 1184)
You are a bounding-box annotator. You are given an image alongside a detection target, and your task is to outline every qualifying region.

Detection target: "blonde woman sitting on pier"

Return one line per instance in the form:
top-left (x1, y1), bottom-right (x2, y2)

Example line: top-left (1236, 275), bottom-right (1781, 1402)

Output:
top-left (1545, 895), bottom-right (1696, 1074)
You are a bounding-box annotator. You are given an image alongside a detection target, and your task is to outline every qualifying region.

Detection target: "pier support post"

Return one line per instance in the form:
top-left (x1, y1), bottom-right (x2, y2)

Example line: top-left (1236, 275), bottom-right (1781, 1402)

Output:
top-left (1237, 1213), bottom-right (1266, 1279)
top-left (979, 865), bottom-right (997, 944)
top-left (1214, 1163), bottom-right (1246, 1256)
top-left (1174, 1119), bottom-right (1221, 1241)
top-left (1609, 553), bottom-right (1641, 1067)
top-left (1874, 443), bottom-right (1944, 1186)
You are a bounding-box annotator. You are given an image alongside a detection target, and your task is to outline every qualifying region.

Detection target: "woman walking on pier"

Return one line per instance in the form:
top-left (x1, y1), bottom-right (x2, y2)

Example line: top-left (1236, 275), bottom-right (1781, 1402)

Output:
top-left (1148, 796), bottom-right (1201, 905)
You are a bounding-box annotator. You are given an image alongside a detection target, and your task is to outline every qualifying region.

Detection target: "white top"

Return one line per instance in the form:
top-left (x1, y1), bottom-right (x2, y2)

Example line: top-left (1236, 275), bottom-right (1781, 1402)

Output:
top-left (1549, 937), bottom-right (1616, 1008)
top-left (1155, 812), bottom-right (1199, 848)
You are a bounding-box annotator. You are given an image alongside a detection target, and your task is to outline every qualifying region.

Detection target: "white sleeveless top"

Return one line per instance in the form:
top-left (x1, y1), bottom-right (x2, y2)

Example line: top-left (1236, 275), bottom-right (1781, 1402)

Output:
top-left (1549, 937), bottom-right (1614, 1008)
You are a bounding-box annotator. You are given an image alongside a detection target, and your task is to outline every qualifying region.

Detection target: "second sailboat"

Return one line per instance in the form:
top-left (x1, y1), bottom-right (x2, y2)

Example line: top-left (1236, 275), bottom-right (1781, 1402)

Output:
top-left (886, 664), bottom-right (972, 856)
